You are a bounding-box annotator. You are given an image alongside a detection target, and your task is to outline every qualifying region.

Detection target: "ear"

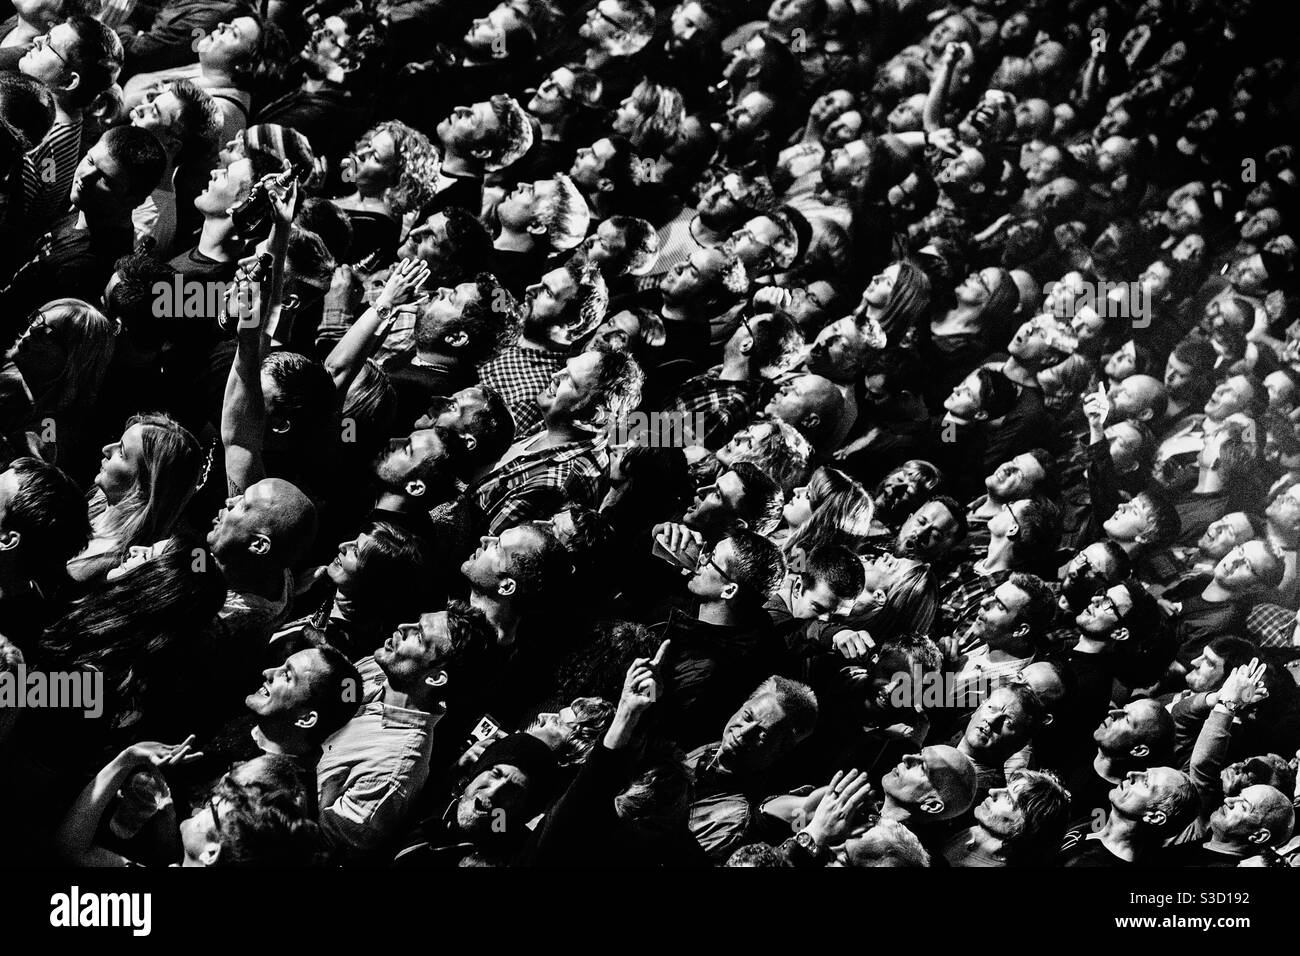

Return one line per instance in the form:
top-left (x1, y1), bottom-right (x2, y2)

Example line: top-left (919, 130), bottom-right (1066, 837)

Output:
top-left (62, 71), bottom-right (81, 97)
top-left (791, 576), bottom-right (805, 597)
top-left (526, 219), bottom-right (548, 237)
top-left (739, 337), bottom-right (754, 354)
top-left (269, 417), bottom-right (291, 436)
top-left (1011, 622), bottom-right (1031, 641)
top-left (294, 710), bottom-right (320, 730)
top-left (1006, 522), bottom-right (1021, 538)
top-left (974, 409), bottom-right (989, 421)
top-left (969, 181), bottom-right (985, 195)
top-left (919, 796), bottom-right (946, 816)
top-left (497, 576), bottom-right (517, 598)
top-left (1111, 626), bottom-right (1130, 643)
top-left (1137, 406), bottom-right (1154, 422)
top-left (720, 582), bottom-right (739, 601)
top-left (469, 146), bottom-right (493, 162)
top-left (1142, 808), bottom-right (1167, 828)
top-left (0, 530), bottom-right (20, 552)
top-left (1039, 712), bottom-right (1054, 727)
top-left (425, 669), bottom-right (449, 689)
top-left (462, 433), bottom-right (478, 452)
top-left (404, 479), bottom-right (427, 499)
top-left (804, 412), bottom-right (821, 430)
top-left (199, 840), bottom-right (222, 867)
top-left (1133, 529), bottom-right (1151, 545)
top-left (443, 330), bottom-right (470, 349)
top-left (1130, 742), bottom-right (1150, 759)
top-left (1249, 827), bottom-right (1272, 845)
top-left (597, 176), bottom-right (615, 193)
top-left (871, 588), bottom-right (888, 607)
top-left (248, 534), bottom-right (271, 557)
top-left (733, 518), bottom-right (749, 531)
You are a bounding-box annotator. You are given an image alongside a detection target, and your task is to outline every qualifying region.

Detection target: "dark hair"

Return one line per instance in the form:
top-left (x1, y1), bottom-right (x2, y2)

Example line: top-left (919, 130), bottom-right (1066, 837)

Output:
top-left (1005, 572), bottom-right (1057, 640)
top-left (418, 273), bottom-right (518, 365)
top-left (107, 251), bottom-right (177, 349)
top-left (0, 72), bottom-right (54, 147)
top-left (1002, 768), bottom-right (1072, 863)
top-left (344, 520), bottom-right (431, 627)
top-left (297, 198), bottom-right (354, 265)
top-left (342, 358), bottom-right (397, 461)
top-left (746, 310), bottom-right (803, 376)
top-left (286, 226), bottom-right (335, 285)
top-left (208, 769), bottom-right (324, 866)
top-left (261, 351), bottom-right (342, 449)
top-left (500, 523), bottom-right (568, 611)
top-left (1007, 497), bottom-right (1061, 567)
top-left (442, 207), bottom-right (494, 275)
top-left (721, 527), bottom-right (785, 605)
top-left (803, 543), bottom-right (865, 601)
top-left (864, 349), bottom-right (926, 402)
top-left (1133, 487), bottom-right (1181, 550)
top-left (927, 494), bottom-right (968, 544)
top-left (302, 644), bottom-right (362, 743)
top-left (973, 367), bottom-right (1018, 420)
top-left (163, 79), bottom-right (222, 163)
top-left (3, 458), bottom-right (90, 587)
top-left (726, 843), bottom-right (787, 867)
top-left (443, 599), bottom-right (496, 671)
top-left (62, 16), bottom-right (123, 109)
top-left (100, 126), bottom-right (167, 204)
top-left (449, 384), bottom-right (515, 469)
top-left (1207, 634), bottom-right (1260, 673)
top-left (729, 461), bottom-right (784, 535)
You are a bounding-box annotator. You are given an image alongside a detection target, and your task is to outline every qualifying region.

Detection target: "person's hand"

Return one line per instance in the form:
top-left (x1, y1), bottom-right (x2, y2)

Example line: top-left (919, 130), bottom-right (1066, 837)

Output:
top-left (619, 640), bottom-right (669, 718)
top-left (929, 127), bottom-right (959, 156)
top-left (653, 522), bottom-right (703, 565)
top-left (456, 730), bottom-right (508, 768)
top-left (832, 629), bottom-right (873, 660)
top-left (120, 736), bottom-right (202, 769)
top-left (804, 768), bottom-right (874, 848)
top-left (269, 177), bottom-right (297, 228)
top-left (938, 634), bottom-right (967, 668)
top-left (225, 267), bottom-right (263, 333)
top-left (1157, 597), bottom-right (1183, 616)
top-left (752, 286), bottom-right (793, 311)
top-left (1219, 659), bottom-right (1269, 711)
top-left (790, 785), bottom-right (829, 832)
top-left (377, 256), bottom-right (431, 310)
top-left (1082, 382), bottom-right (1110, 434)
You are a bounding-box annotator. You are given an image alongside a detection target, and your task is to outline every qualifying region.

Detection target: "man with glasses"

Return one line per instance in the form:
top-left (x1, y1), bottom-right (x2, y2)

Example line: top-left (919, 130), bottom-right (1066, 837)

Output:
top-left (114, 0), bottom-right (253, 77)
top-left (576, 0), bottom-right (655, 106)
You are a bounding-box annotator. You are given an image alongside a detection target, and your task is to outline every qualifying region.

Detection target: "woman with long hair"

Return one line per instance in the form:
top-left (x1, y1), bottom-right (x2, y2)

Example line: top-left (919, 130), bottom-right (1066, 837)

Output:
top-left (0, 299), bottom-right (118, 464)
top-left (917, 266), bottom-right (1020, 407)
top-left (68, 413), bottom-right (207, 585)
top-left (782, 466), bottom-right (874, 562)
top-left (854, 259), bottom-right (932, 347)
top-left (610, 79), bottom-right (686, 158)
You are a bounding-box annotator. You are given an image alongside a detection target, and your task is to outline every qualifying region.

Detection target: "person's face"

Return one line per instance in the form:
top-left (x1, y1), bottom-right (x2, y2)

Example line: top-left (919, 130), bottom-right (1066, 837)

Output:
top-left (1241, 208), bottom-right (1281, 242)
top-left (1212, 542), bottom-right (1268, 592)
top-left (129, 90), bottom-right (185, 147)
top-left (537, 351), bottom-right (603, 421)
top-left (377, 609), bottom-right (452, 683)
top-left (1105, 341), bottom-right (1139, 382)
top-left (881, 751), bottom-right (941, 808)
top-left (590, 308), bottom-right (642, 351)
top-left (1164, 355), bottom-right (1194, 395)
top-left (1094, 701), bottom-right (1155, 754)
top-left (1075, 583), bottom-right (1134, 635)
top-left (822, 110), bottom-right (863, 148)
top-left (956, 267), bottom-right (1000, 308)
top-left (1204, 376), bottom-right (1254, 420)
top-left (1267, 484), bottom-right (1300, 535)
top-left (523, 267), bottom-right (578, 324)
top-left (1109, 768), bottom-right (1181, 823)
top-left (529, 703), bottom-right (588, 751)
top-left (986, 453), bottom-right (1046, 501)
top-left (1007, 317), bottom-right (1058, 365)
top-left (498, 177), bottom-right (554, 232)
top-left (196, 157), bottom-right (255, 216)
top-left (581, 219), bottom-right (630, 269)
top-left (326, 530), bottom-right (374, 591)
top-left (1103, 495), bottom-right (1155, 543)
top-left (727, 216), bottom-right (780, 269)
top-left (95, 424), bottom-right (146, 506)
top-left (1104, 421), bottom-right (1143, 471)
top-left (179, 795), bottom-right (224, 866)
top-left (684, 469), bottom-right (747, 529)
top-left (581, 0), bottom-right (634, 45)
top-left (10, 305), bottom-right (75, 396)
top-left (396, 212), bottom-right (453, 264)
top-left (661, 247), bottom-right (724, 302)
top-left (1228, 252), bottom-right (1269, 296)
top-left (857, 551), bottom-right (917, 597)
top-left (1069, 306), bottom-right (1106, 347)
top-left (724, 91), bottom-right (777, 142)
top-left (1172, 232), bottom-right (1205, 264)
top-left (718, 692), bottom-right (794, 773)
top-left (886, 94), bottom-right (925, 133)
top-left (438, 101), bottom-right (504, 154)
top-left (719, 421), bottom-right (773, 469)
top-left (790, 574), bottom-right (841, 621)
top-left (1160, 194), bottom-right (1203, 236)
top-left (372, 428), bottom-right (446, 489)
top-left (464, 3), bottom-right (525, 55)
top-left (207, 482), bottom-right (278, 556)
top-left (808, 316), bottom-right (868, 381)
top-left (811, 89), bottom-right (854, 126)
top-left (781, 481), bottom-right (811, 527)
top-left (786, 280), bottom-right (836, 327)
top-left (1209, 786), bottom-right (1276, 843)
top-left (863, 263), bottom-right (900, 308)
top-left (18, 22), bottom-right (73, 86)
top-left (896, 500), bottom-right (959, 560)
top-left (1186, 645), bottom-right (1228, 693)
top-left (943, 371), bottom-right (985, 420)
top-left (928, 14), bottom-right (970, 54)
top-left (973, 580), bottom-right (1031, 642)
top-left (669, 1), bottom-right (718, 48)
top-left (569, 137), bottom-right (617, 192)
top-left (963, 688), bottom-right (1031, 754)
top-left (1205, 297), bottom-right (1249, 336)
top-left (70, 140), bottom-right (132, 214)
top-left (1198, 512), bottom-right (1254, 558)
top-left (456, 763), bottom-right (529, 836)
top-left (245, 648), bottom-right (329, 720)
top-left (196, 16), bottom-right (261, 67)
top-left (414, 386), bottom-right (490, 443)
top-left (460, 526), bottom-right (537, 593)
top-left (1028, 40), bottom-right (1064, 76)
top-left (936, 147), bottom-right (986, 189)
top-left (975, 778), bottom-right (1028, 838)
top-left (1219, 760), bottom-right (1274, 799)
top-left (764, 375), bottom-right (826, 428)
top-left (346, 130), bottom-right (398, 196)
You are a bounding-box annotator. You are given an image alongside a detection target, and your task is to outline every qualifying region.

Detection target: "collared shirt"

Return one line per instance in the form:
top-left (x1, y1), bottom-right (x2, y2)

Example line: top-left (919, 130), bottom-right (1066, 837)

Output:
top-left (951, 645), bottom-right (1030, 704)
top-left (662, 370), bottom-right (766, 451)
top-left (685, 742), bottom-right (754, 862)
top-left (317, 656), bottom-right (443, 860)
top-left (1246, 602), bottom-right (1295, 648)
top-left (477, 345), bottom-right (566, 438)
top-left (468, 432), bottom-right (608, 534)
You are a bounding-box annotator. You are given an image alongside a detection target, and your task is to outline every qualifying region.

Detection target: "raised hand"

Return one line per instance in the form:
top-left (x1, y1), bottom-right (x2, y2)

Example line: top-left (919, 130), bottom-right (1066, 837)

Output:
top-left (805, 768), bottom-right (875, 848)
top-left (378, 257), bottom-right (431, 310)
top-left (832, 629), bottom-right (874, 661)
top-left (1219, 658), bottom-right (1269, 711)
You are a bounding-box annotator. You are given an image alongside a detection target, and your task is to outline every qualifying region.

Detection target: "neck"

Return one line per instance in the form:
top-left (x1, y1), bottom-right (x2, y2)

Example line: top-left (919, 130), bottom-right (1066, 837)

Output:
top-left (1200, 581), bottom-right (1235, 603)
top-left (52, 97), bottom-right (80, 126)
top-left (214, 555), bottom-right (283, 600)
top-left (584, 47), bottom-right (611, 70)
top-left (469, 589), bottom-right (519, 645)
top-left (969, 825), bottom-right (1009, 861)
top-left (718, 354), bottom-right (751, 381)
top-left (375, 489), bottom-right (419, 514)
top-left (1093, 751), bottom-right (1125, 783)
top-left (935, 304), bottom-right (981, 334)
top-left (697, 598), bottom-right (739, 627)
top-left (981, 537), bottom-right (1015, 572)
top-left (1267, 522), bottom-right (1300, 549)
top-left (1097, 812), bottom-right (1144, 861)
top-left (1203, 835), bottom-right (1248, 856)
top-left (972, 494), bottom-right (1003, 517)
top-left (494, 228), bottom-right (535, 253)
top-left (660, 302), bottom-right (692, 322)
top-left (200, 61), bottom-right (237, 86)
top-left (414, 345), bottom-right (460, 367)
top-left (879, 795), bottom-right (912, 823)
top-left (1192, 468), bottom-right (1224, 494)
top-left (381, 680), bottom-right (440, 713)
top-left (538, 118), bottom-right (568, 142)
top-left (517, 331), bottom-right (557, 352)
top-left (1002, 357), bottom-right (1038, 388)
top-left (1072, 633), bottom-right (1109, 654)
top-left (440, 150), bottom-right (477, 179)
top-left (198, 216), bottom-right (238, 260)
top-left (254, 723), bottom-right (308, 756)
top-left (537, 419), bottom-right (591, 447)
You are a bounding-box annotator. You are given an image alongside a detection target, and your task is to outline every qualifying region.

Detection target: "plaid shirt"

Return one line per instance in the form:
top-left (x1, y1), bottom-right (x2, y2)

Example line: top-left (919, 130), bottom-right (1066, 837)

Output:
top-left (1247, 602), bottom-right (1296, 649)
top-left (937, 562), bottom-right (1013, 638)
top-left (663, 370), bottom-right (767, 451)
top-left (468, 433), bottom-right (609, 534)
top-left (477, 345), bottom-right (566, 439)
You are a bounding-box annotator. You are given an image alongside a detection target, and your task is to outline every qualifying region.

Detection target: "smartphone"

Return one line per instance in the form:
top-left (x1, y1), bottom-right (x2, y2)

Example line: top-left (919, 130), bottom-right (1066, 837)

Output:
top-left (469, 714), bottom-right (502, 743)
top-left (652, 534), bottom-right (700, 573)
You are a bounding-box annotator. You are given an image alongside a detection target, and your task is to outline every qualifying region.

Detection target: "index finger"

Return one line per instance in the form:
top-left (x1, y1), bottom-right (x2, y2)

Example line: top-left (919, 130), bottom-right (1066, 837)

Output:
top-left (650, 639), bottom-right (671, 668)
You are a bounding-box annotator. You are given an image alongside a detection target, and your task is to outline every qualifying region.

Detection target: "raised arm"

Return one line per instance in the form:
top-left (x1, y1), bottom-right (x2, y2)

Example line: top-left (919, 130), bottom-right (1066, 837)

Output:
top-left (324, 257), bottom-right (430, 393)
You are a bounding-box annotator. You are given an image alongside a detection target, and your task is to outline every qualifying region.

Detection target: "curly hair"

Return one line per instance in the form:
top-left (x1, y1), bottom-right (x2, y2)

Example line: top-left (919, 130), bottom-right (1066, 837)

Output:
top-left (483, 94), bottom-right (534, 171)
top-left (535, 173), bottom-right (590, 251)
top-left (616, 79), bottom-right (686, 157)
top-left (209, 769), bottom-right (325, 866)
top-left (352, 120), bottom-right (441, 216)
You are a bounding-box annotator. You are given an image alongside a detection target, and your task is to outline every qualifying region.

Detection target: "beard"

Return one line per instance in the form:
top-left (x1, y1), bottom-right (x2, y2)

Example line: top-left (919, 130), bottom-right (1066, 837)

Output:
top-left (874, 483), bottom-right (916, 526)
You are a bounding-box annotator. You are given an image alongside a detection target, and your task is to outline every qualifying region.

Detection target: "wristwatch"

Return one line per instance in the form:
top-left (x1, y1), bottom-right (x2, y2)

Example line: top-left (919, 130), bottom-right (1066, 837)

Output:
top-left (793, 830), bottom-right (828, 862)
top-left (374, 302), bottom-right (395, 323)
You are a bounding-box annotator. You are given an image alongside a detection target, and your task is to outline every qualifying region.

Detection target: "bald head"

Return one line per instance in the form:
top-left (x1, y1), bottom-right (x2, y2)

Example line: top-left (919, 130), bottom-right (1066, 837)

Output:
top-left (1212, 784), bottom-right (1296, 848)
top-left (209, 478), bottom-right (318, 570)
top-left (766, 373), bottom-right (845, 448)
top-left (1111, 373), bottom-right (1167, 423)
top-left (923, 745), bottom-right (978, 821)
top-left (256, 478), bottom-right (317, 563)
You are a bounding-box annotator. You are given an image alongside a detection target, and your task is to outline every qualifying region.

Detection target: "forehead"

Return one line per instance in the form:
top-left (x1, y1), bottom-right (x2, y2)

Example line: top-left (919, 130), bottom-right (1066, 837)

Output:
top-left (567, 351), bottom-right (602, 381)
top-left (717, 470), bottom-right (745, 499)
top-left (993, 582), bottom-right (1026, 606)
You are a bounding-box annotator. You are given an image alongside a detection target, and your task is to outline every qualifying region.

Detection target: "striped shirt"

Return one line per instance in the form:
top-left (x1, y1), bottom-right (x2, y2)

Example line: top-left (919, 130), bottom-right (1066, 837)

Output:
top-left (23, 119), bottom-right (83, 239)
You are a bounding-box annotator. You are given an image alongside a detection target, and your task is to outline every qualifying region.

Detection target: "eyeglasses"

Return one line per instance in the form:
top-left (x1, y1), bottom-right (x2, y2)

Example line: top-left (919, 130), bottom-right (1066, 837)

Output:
top-left (591, 6), bottom-right (626, 32)
top-left (33, 32), bottom-right (67, 65)
top-left (536, 76), bottom-right (574, 102)
top-left (698, 544), bottom-right (735, 583)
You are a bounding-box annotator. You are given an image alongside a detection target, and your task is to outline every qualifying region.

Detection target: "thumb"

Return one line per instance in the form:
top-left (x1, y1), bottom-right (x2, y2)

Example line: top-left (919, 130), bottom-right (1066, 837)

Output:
top-left (650, 639), bottom-right (671, 668)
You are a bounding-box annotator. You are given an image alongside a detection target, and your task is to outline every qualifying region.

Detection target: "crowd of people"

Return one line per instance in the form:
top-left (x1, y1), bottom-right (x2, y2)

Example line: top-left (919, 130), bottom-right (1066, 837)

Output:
top-left (0, 0), bottom-right (1297, 868)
